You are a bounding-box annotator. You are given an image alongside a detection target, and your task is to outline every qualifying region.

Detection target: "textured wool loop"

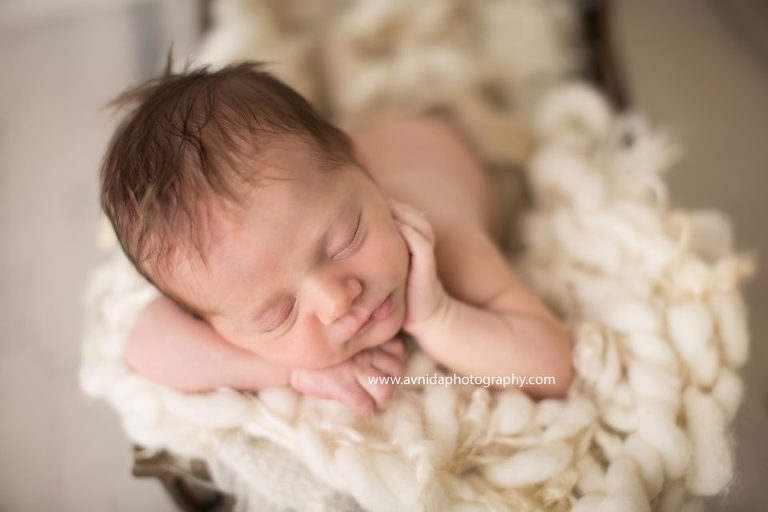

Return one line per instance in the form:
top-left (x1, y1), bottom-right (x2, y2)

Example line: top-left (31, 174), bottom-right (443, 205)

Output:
top-left (81, 1), bottom-right (753, 510)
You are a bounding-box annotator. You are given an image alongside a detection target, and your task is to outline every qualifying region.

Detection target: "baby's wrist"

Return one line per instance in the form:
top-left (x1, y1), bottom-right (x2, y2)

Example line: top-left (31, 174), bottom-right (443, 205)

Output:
top-left (405, 293), bottom-right (455, 341)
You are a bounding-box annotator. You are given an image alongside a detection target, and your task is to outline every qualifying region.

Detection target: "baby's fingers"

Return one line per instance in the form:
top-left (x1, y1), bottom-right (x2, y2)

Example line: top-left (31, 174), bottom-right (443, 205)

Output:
top-left (370, 348), bottom-right (405, 377)
top-left (341, 384), bottom-right (376, 420)
top-left (380, 337), bottom-right (407, 360)
top-left (388, 200), bottom-right (435, 243)
top-left (398, 223), bottom-right (437, 277)
top-left (356, 367), bottom-right (396, 410)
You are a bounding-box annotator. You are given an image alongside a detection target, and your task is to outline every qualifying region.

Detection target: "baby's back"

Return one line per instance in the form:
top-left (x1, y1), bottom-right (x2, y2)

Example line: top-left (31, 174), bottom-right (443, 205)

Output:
top-left (351, 113), bottom-right (505, 249)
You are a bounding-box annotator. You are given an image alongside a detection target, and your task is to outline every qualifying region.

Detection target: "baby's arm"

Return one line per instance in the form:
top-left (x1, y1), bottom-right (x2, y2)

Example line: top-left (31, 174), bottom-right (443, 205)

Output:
top-left (389, 201), bottom-right (573, 398)
top-left (124, 296), bottom-right (406, 418)
top-left (124, 296), bottom-right (291, 392)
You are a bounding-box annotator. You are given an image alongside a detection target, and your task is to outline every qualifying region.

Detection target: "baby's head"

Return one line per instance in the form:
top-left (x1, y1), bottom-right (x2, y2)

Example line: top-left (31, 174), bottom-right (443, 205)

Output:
top-left (101, 62), bottom-right (409, 369)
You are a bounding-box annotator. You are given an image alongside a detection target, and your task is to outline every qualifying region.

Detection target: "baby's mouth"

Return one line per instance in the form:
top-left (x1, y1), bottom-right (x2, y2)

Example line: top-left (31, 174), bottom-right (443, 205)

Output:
top-left (354, 292), bottom-right (395, 337)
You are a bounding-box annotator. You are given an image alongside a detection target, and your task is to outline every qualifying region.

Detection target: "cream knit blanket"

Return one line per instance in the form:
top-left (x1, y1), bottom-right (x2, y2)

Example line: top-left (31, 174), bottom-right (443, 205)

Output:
top-left (80, 1), bottom-right (753, 510)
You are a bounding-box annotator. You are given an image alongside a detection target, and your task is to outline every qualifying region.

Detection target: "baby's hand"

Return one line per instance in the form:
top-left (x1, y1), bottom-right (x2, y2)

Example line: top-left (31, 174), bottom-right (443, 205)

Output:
top-left (387, 199), bottom-right (450, 336)
top-left (288, 337), bottom-right (407, 420)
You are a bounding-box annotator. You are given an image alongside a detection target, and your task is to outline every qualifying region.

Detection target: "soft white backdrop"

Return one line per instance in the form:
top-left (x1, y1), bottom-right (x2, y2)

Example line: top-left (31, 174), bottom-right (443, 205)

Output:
top-left (0, 1), bottom-right (199, 510)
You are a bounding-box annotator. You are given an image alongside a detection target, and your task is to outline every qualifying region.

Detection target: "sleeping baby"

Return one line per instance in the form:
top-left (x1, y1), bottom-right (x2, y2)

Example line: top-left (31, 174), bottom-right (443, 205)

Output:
top-left (100, 62), bottom-right (573, 420)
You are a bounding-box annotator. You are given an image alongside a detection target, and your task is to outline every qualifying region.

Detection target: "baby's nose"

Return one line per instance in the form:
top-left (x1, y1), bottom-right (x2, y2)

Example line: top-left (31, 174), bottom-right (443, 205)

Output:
top-left (312, 277), bottom-right (363, 326)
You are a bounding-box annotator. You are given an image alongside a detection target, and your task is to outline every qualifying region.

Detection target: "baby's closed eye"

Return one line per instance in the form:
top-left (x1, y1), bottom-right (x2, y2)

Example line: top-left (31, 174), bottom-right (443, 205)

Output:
top-left (250, 211), bottom-right (366, 334)
top-left (255, 297), bottom-right (298, 333)
top-left (332, 212), bottom-right (364, 260)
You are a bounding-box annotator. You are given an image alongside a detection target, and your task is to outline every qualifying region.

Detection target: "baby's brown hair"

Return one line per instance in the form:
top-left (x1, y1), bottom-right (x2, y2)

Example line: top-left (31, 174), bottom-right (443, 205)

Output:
top-left (100, 61), bottom-right (355, 313)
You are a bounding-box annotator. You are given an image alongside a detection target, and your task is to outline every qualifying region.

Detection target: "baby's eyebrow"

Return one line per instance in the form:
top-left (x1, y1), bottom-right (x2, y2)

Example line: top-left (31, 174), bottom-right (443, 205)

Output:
top-left (247, 202), bottom-right (356, 320)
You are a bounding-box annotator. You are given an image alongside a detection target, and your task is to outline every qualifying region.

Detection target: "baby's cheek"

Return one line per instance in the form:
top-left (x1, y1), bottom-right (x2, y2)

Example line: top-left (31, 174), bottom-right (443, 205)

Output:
top-left (388, 229), bottom-right (411, 279)
top-left (209, 319), bottom-right (237, 345)
top-left (219, 328), bottom-right (257, 354)
top-left (363, 233), bottom-right (403, 282)
top-left (275, 325), bottom-right (341, 369)
top-left (211, 320), bottom-right (268, 357)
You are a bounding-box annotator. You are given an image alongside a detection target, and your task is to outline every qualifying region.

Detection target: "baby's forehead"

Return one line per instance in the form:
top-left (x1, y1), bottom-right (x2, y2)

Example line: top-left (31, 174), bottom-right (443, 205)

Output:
top-left (171, 165), bottom-right (366, 310)
top-left (153, 130), bottom-right (366, 315)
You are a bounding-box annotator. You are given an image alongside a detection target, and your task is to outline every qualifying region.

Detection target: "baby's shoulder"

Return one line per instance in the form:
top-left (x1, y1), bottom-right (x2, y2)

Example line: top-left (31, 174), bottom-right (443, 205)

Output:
top-left (353, 113), bottom-right (504, 241)
top-left (430, 219), bottom-right (513, 308)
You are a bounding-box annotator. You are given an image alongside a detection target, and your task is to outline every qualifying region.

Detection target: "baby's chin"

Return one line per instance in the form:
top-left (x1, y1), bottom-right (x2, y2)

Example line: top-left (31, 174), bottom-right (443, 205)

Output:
top-left (313, 315), bottom-right (404, 368)
top-left (349, 310), bottom-right (405, 353)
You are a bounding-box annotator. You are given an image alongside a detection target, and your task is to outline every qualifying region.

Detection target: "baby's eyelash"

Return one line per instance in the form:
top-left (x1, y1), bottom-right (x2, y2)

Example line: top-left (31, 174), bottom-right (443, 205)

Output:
top-left (263, 213), bottom-right (362, 332)
top-left (350, 213), bottom-right (362, 242)
top-left (333, 213), bottom-right (363, 260)
top-left (264, 299), bottom-right (296, 332)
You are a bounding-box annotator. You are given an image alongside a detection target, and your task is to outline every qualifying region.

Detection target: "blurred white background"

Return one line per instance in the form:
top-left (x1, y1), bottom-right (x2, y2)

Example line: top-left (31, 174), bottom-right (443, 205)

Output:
top-left (0, 0), bottom-right (766, 510)
top-left (0, 1), bottom-right (199, 510)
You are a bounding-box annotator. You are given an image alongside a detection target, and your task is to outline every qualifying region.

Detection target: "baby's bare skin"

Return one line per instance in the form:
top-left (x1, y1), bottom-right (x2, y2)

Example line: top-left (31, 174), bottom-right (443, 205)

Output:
top-left (125, 112), bottom-right (573, 419)
top-left (289, 337), bottom-right (407, 420)
top-left (125, 294), bottom-right (408, 420)
top-left (351, 115), bottom-right (572, 393)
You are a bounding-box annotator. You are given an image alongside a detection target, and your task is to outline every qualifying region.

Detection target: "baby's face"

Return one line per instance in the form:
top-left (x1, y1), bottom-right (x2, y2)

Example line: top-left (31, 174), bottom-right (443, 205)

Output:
top-left (167, 139), bottom-right (409, 369)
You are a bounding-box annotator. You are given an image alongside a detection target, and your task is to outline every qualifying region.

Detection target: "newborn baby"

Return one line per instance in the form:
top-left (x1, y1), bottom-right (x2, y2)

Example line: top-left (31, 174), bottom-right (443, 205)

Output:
top-left (101, 62), bottom-right (573, 420)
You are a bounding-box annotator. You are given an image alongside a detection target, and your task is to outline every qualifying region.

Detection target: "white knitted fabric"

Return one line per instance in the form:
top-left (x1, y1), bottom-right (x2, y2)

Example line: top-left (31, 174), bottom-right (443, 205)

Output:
top-left (80, 1), bottom-right (753, 510)
top-left (192, 0), bottom-right (583, 127)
